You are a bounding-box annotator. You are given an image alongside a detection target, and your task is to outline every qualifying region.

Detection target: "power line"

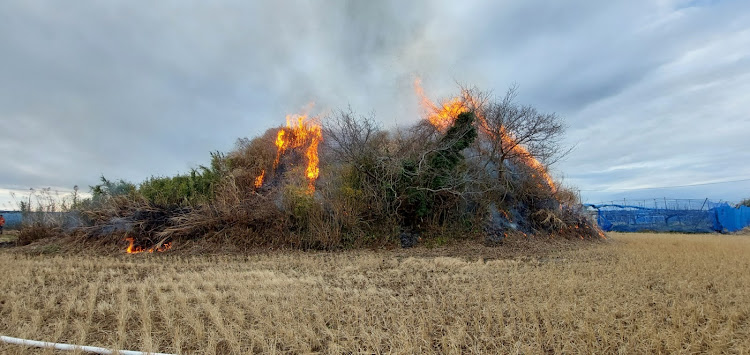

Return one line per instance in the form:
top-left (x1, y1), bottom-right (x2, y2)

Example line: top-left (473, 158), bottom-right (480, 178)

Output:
top-left (580, 177), bottom-right (750, 192)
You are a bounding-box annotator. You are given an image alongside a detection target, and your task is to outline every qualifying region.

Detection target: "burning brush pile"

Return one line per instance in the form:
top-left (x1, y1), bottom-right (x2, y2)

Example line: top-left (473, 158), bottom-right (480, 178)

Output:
top-left (66, 82), bottom-right (603, 253)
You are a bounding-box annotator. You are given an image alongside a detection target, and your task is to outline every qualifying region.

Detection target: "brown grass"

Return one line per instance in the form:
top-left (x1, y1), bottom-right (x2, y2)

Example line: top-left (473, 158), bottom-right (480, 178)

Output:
top-left (0, 232), bottom-right (748, 354)
top-left (0, 230), bottom-right (19, 244)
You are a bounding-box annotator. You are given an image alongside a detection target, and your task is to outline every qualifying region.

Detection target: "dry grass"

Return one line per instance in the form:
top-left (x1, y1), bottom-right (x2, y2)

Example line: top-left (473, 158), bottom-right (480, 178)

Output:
top-left (0, 230), bottom-right (19, 244)
top-left (0, 233), bottom-right (748, 354)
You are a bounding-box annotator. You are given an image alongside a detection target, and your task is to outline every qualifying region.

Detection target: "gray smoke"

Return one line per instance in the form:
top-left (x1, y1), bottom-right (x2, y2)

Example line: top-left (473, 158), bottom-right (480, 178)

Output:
top-left (1, 0), bottom-right (749, 206)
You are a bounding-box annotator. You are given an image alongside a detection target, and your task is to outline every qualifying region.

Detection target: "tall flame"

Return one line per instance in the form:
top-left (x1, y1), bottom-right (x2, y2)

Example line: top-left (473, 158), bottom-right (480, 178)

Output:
top-left (273, 113), bottom-right (323, 193)
top-left (414, 78), bottom-right (556, 192)
top-left (305, 131), bottom-right (321, 190)
top-left (414, 78), bottom-right (471, 131)
top-left (125, 237), bottom-right (172, 254)
top-left (274, 130), bottom-right (286, 167)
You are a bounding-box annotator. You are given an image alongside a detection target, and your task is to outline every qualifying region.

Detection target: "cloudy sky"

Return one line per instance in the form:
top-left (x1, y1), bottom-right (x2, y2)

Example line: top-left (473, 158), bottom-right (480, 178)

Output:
top-left (1, 0), bottom-right (749, 209)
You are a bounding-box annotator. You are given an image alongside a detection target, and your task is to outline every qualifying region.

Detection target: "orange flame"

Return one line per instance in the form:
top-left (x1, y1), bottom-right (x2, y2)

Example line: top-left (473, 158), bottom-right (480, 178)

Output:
top-left (414, 78), bottom-right (556, 192)
top-left (274, 130), bottom-right (286, 167)
top-left (254, 170), bottom-right (265, 189)
top-left (414, 78), bottom-right (471, 131)
top-left (499, 126), bottom-right (556, 192)
top-left (273, 113), bottom-right (323, 193)
top-left (125, 237), bottom-right (172, 254)
top-left (305, 131), bottom-right (321, 190)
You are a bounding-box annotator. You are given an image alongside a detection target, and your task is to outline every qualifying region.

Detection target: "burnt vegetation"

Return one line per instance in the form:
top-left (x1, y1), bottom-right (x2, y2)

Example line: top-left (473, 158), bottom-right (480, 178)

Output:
top-left (18, 85), bottom-right (604, 252)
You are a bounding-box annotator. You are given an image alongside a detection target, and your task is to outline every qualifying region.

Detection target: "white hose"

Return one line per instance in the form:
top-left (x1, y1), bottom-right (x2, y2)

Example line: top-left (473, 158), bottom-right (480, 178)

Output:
top-left (0, 335), bottom-right (176, 355)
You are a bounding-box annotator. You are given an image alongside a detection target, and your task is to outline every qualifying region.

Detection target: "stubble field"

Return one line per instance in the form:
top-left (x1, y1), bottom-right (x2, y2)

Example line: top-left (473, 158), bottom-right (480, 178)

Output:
top-left (0, 232), bottom-right (748, 354)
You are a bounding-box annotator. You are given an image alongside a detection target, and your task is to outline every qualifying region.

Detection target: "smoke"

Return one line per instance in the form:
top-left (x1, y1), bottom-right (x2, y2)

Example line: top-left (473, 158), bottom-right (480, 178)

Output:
top-left (1, 0), bottom-right (749, 205)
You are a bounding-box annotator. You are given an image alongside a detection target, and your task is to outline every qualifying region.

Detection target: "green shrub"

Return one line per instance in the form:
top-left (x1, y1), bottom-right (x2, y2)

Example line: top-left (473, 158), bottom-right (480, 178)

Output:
top-left (138, 152), bottom-right (227, 207)
top-left (139, 169), bottom-right (216, 206)
top-left (399, 111), bottom-right (477, 229)
top-left (91, 176), bottom-right (137, 202)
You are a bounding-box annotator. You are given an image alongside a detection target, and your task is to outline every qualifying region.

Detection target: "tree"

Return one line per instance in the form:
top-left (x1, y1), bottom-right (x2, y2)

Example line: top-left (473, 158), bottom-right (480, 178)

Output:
top-left (400, 112), bottom-right (478, 227)
top-left (476, 86), bottom-right (567, 184)
top-left (91, 176), bottom-right (136, 202)
top-left (321, 109), bottom-right (401, 230)
top-left (322, 109), bottom-right (395, 196)
top-left (425, 111), bottom-right (478, 191)
top-left (322, 108), bottom-right (383, 168)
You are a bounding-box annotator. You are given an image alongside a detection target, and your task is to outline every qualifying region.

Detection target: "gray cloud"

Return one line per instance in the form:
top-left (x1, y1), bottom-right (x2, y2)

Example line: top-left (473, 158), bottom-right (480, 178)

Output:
top-left (1, 0), bottom-right (749, 207)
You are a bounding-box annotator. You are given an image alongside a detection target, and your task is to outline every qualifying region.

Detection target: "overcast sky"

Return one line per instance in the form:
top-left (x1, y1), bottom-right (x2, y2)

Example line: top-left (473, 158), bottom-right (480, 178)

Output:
top-left (1, 0), bottom-right (749, 209)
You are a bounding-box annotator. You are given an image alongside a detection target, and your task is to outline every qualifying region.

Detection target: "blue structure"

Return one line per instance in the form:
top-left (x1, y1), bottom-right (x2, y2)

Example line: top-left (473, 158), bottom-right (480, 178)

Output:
top-left (714, 205), bottom-right (750, 233)
top-left (585, 199), bottom-right (750, 233)
top-left (0, 211), bottom-right (80, 230)
top-left (0, 211), bottom-right (23, 229)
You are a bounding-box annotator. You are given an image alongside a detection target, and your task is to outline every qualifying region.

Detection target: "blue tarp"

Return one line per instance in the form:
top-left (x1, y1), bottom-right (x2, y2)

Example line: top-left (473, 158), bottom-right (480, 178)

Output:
top-left (0, 211), bottom-right (22, 229)
top-left (715, 205), bottom-right (750, 232)
top-left (587, 202), bottom-right (750, 233)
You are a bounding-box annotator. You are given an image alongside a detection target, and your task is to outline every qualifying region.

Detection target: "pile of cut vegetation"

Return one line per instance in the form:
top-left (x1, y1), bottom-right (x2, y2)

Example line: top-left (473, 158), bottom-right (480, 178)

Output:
top-left (17, 84), bottom-right (604, 253)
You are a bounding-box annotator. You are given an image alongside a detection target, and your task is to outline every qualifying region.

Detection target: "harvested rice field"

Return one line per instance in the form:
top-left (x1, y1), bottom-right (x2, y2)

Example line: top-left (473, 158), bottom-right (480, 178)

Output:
top-left (0, 232), bottom-right (748, 354)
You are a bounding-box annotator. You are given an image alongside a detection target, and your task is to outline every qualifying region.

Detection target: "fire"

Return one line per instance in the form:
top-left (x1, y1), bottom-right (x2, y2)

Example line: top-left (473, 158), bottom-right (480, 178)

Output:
top-left (273, 113), bottom-right (323, 192)
top-left (414, 78), bottom-right (472, 131)
top-left (499, 126), bottom-right (556, 192)
top-left (274, 130), bottom-right (286, 163)
top-left (414, 77), bottom-right (556, 192)
top-left (306, 132), bottom-right (321, 187)
top-left (254, 170), bottom-right (265, 189)
top-left (125, 237), bottom-right (172, 254)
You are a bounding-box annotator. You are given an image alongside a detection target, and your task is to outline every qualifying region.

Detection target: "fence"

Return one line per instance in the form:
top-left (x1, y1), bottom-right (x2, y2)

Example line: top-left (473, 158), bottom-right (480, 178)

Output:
top-left (0, 211), bottom-right (81, 230)
top-left (585, 199), bottom-right (750, 233)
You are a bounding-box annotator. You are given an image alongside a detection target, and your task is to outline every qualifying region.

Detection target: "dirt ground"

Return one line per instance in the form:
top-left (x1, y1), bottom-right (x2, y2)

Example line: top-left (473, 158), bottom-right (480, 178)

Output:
top-left (0, 232), bottom-right (748, 354)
